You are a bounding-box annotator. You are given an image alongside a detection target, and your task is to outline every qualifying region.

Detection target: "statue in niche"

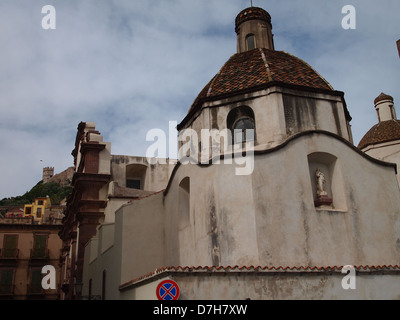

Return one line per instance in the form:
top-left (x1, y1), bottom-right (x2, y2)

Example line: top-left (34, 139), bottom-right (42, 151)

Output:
top-left (314, 168), bottom-right (332, 207)
top-left (315, 168), bottom-right (327, 196)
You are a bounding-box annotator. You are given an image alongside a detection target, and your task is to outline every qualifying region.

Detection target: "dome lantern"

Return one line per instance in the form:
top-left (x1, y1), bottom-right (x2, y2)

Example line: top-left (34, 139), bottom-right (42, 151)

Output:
top-left (235, 7), bottom-right (274, 53)
top-left (374, 93), bottom-right (396, 122)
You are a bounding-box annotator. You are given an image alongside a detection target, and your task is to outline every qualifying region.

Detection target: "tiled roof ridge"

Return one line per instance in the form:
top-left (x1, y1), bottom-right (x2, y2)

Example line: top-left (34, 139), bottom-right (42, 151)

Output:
top-left (119, 264), bottom-right (400, 290)
top-left (259, 48), bottom-right (273, 81)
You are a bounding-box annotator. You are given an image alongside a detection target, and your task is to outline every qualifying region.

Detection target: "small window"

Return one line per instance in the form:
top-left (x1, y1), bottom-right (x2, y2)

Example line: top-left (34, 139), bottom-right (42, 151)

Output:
top-left (227, 106), bottom-right (256, 145)
top-left (126, 179), bottom-right (141, 190)
top-left (36, 208), bottom-right (42, 218)
top-left (126, 164), bottom-right (147, 190)
top-left (38, 200), bottom-right (43, 205)
top-left (246, 34), bottom-right (256, 50)
top-left (25, 207), bottom-right (32, 216)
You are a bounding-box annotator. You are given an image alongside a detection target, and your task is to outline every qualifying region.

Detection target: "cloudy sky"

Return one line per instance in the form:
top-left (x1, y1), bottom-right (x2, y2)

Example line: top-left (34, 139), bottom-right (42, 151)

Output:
top-left (0, 0), bottom-right (399, 199)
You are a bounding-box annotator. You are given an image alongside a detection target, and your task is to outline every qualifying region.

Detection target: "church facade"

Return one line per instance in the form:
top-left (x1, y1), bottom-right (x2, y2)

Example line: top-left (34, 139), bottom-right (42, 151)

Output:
top-left (61, 7), bottom-right (400, 300)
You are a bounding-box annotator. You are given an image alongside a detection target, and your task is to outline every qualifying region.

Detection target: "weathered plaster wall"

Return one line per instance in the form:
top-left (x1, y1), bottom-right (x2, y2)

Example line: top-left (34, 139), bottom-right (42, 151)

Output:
top-left (111, 155), bottom-right (175, 192)
top-left (174, 271), bottom-right (400, 300)
top-left (83, 132), bottom-right (400, 300)
top-left (362, 140), bottom-right (400, 188)
top-left (166, 132), bottom-right (400, 269)
top-left (119, 270), bottom-right (400, 300)
top-left (182, 87), bottom-right (350, 161)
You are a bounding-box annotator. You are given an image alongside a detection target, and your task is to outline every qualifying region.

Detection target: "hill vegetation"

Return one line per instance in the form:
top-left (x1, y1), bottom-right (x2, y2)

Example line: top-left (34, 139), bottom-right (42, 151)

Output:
top-left (0, 181), bottom-right (72, 206)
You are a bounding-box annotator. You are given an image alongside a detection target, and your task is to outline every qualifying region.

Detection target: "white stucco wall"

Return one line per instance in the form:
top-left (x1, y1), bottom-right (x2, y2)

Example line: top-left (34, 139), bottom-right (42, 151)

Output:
top-left (164, 132), bottom-right (400, 269)
top-left (119, 269), bottom-right (400, 300)
top-left (181, 87), bottom-right (350, 158)
top-left (83, 131), bottom-right (400, 300)
top-left (362, 140), bottom-right (400, 188)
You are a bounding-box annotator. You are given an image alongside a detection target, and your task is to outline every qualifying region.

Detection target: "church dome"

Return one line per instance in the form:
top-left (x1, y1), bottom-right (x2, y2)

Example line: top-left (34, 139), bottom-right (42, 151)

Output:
top-left (358, 93), bottom-right (399, 149)
top-left (177, 6), bottom-right (346, 131)
top-left (358, 120), bottom-right (400, 149)
top-left (186, 48), bottom-right (333, 116)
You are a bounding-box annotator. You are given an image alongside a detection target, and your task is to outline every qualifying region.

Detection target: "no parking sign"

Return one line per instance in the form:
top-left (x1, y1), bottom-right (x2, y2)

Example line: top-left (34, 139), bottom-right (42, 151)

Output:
top-left (156, 279), bottom-right (180, 300)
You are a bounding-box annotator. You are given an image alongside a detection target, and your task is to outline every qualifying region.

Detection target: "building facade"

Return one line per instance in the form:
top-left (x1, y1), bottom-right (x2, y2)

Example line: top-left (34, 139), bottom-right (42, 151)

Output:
top-left (63, 7), bottom-right (400, 300)
top-left (0, 212), bottom-right (62, 300)
top-left (58, 122), bottom-right (176, 299)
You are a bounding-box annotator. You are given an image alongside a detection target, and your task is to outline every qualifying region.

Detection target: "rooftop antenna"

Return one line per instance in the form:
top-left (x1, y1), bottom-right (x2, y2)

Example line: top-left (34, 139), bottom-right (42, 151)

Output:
top-left (250, 0), bottom-right (253, 6)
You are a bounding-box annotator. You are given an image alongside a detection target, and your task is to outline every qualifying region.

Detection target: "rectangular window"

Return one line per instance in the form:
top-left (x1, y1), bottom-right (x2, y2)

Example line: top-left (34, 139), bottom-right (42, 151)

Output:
top-left (32, 235), bottom-right (48, 258)
top-left (246, 34), bottom-right (256, 50)
top-left (25, 207), bottom-right (32, 216)
top-left (126, 179), bottom-right (141, 190)
top-left (2, 235), bottom-right (18, 258)
top-left (36, 208), bottom-right (42, 218)
top-left (0, 269), bottom-right (14, 295)
top-left (29, 269), bottom-right (43, 294)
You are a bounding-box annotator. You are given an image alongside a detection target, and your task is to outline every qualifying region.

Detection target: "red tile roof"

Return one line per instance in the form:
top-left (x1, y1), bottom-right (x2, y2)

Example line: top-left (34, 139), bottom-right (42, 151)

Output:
top-left (182, 48), bottom-right (334, 127)
top-left (119, 264), bottom-right (400, 290)
top-left (358, 120), bottom-right (400, 149)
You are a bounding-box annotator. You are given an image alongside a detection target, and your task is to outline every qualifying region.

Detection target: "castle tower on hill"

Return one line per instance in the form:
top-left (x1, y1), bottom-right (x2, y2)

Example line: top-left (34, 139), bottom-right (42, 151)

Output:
top-left (42, 167), bottom-right (54, 183)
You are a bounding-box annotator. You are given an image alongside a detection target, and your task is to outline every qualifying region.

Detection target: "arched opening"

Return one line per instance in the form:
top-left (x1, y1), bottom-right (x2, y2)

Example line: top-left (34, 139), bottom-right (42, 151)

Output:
top-left (178, 177), bottom-right (190, 230)
top-left (227, 106), bottom-right (256, 144)
top-left (308, 152), bottom-right (345, 210)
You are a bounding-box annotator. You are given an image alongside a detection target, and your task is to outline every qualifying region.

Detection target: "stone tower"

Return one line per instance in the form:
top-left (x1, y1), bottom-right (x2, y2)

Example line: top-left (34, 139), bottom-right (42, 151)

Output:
top-left (42, 167), bottom-right (54, 183)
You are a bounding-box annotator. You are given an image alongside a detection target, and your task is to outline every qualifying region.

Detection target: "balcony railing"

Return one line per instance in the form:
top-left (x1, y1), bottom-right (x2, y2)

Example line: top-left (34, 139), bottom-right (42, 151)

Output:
top-left (0, 217), bottom-right (34, 225)
top-left (27, 284), bottom-right (45, 295)
top-left (0, 284), bottom-right (15, 295)
top-left (30, 248), bottom-right (49, 260)
top-left (27, 284), bottom-right (59, 296)
top-left (0, 248), bottom-right (19, 259)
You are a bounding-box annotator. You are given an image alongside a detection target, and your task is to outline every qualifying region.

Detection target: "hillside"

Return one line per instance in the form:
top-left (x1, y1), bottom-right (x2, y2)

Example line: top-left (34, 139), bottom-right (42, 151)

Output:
top-left (0, 167), bottom-right (74, 206)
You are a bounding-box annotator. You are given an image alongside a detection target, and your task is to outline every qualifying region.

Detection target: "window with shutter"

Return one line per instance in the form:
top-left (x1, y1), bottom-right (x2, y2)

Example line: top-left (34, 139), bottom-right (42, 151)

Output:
top-left (32, 235), bottom-right (48, 258)
top-left (30, 269), bottom-right (43, 294)
top-left (2, 235), bottom-right (18, 258)
top-left (0, 269), bottom-right (14, 294)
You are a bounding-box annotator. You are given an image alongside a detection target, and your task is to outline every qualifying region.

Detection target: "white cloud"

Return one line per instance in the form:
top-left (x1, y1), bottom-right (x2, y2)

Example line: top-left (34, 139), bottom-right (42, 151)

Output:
top-left (0, 0), bottom-right (399, 198)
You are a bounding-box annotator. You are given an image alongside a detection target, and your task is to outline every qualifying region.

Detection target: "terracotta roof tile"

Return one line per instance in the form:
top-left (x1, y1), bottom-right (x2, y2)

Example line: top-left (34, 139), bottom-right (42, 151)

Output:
top-left (358, 120), bottom-right (400, 149)
top-left (186, 48), bottom-right (333, 116)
